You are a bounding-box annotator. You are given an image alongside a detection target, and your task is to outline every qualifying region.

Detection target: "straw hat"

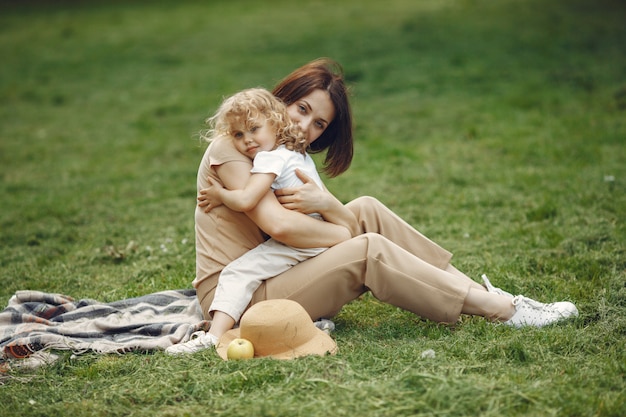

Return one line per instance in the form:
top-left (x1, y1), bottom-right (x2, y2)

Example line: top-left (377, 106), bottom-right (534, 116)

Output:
top-left (216, 299), bottom-right (338, 360)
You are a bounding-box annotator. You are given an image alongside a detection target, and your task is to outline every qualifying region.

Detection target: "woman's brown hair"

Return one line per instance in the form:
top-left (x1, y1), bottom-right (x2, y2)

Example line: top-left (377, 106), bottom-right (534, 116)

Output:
top-left (272, 58), bottom-right (353, 177)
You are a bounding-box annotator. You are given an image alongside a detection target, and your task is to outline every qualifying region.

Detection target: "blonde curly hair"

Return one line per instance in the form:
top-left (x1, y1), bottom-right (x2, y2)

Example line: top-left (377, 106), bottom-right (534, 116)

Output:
top-left (202, 88), bottom-right (307, 154)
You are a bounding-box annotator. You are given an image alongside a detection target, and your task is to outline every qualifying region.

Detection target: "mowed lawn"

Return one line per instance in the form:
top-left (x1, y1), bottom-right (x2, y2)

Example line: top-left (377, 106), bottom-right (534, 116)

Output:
top-left (0, 0), bottom-right (624, 416)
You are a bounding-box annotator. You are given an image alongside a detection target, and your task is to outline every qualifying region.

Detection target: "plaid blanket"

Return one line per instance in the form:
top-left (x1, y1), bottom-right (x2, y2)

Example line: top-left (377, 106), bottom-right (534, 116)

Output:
top-left (0, 289), bottom-right (209, 363)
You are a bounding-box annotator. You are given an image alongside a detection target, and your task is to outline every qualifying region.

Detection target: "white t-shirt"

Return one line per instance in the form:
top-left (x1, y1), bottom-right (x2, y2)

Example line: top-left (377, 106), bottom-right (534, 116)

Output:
top-left (250, 145), bottom-right (324, 190)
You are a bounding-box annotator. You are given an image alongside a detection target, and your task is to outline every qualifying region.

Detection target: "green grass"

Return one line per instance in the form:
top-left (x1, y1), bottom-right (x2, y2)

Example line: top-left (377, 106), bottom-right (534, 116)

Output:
top-left (1, 0), bottom-right (625, 415)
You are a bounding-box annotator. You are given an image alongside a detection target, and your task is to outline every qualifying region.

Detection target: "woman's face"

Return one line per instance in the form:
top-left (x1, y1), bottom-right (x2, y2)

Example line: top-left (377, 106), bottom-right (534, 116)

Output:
top-left (286, 89), bottom-right (335, 145)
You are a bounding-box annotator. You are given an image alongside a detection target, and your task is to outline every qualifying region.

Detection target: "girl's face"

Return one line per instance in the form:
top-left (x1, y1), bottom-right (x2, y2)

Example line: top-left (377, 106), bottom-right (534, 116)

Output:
top-left (231, 118), bottom-right (277, 159)
top-left (286, 89), bottom-right (335, 145)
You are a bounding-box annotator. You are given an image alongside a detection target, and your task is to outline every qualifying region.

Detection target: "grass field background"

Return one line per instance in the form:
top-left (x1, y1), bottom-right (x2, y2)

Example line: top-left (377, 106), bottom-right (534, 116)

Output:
top-left (1, 0), bottom-right (625, 415)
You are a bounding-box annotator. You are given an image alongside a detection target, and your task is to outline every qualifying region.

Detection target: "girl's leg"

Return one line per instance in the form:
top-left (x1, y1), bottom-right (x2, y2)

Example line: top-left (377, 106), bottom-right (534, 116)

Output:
top-left (208, 239), bottom-right (325, 323)
top-left (208, 311), bottom-right (236, 340)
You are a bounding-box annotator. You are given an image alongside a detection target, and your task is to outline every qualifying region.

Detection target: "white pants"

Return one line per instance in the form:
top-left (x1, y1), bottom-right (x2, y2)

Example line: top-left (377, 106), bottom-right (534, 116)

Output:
top-left (209, 238), bottom-right (326, 322)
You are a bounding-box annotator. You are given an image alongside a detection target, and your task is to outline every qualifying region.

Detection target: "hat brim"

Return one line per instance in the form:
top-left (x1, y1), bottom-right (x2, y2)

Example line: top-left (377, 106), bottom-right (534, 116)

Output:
top-left (216, 327), bottom-right (337, 360)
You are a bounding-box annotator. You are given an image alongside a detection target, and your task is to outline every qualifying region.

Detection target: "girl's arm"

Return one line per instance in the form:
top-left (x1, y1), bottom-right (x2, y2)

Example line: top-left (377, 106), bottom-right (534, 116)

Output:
top-left (275, 169), bottom-right (360, 237)
top-left (214, 161), bottom-right (350, 248)
top-left (203, 173), bottom-right (276, 212)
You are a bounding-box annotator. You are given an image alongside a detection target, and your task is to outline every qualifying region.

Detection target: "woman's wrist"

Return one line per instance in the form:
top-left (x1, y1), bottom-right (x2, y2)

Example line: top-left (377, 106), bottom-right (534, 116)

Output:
top-left (315, 189), bottom-right (337, 214)
top-left (318, 192), bottom-right (359, 238)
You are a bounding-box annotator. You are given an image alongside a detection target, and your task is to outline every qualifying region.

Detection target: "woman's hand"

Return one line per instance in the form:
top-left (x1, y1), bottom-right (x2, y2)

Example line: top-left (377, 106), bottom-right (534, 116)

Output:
top-left (197, 176), bottom-right (225, 213)
top-left (274, 169), bottom-right (331, 214)
top-left (275, 169), bottom-right (360, 238)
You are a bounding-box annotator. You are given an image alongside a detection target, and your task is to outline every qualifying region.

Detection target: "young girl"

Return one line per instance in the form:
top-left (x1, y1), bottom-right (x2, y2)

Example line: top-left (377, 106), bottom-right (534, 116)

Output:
top-left (166, 88), bottom-right (349, 354)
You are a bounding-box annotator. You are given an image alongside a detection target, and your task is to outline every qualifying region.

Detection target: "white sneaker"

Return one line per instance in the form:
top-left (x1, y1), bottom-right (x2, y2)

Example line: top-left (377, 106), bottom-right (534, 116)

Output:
top-left (481, 274), bottom-right (513, 298)
top-left (165, 331), bottom-right (217, 355)
top-left (314, 319), bottom-right (335, 335)
top-left (504, 295), bottom-right (579, 328)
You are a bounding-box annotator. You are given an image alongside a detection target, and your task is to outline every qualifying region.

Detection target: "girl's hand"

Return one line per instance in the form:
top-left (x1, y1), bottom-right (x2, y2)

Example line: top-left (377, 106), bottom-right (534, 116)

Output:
top-left (274, 169), bottom-right (330, 214)
top-left (198, 177), bottom-right (225, 213)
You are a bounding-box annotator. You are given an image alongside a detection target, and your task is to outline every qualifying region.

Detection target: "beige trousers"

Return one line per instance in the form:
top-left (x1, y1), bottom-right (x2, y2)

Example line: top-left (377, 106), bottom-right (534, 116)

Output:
top-left (196, 196), bottom-right (470, 324)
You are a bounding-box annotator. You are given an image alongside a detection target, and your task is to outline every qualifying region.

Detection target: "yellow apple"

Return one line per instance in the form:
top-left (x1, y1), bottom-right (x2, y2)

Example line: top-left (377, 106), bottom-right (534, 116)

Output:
top-left (226, 338), bottom-right (254, 360)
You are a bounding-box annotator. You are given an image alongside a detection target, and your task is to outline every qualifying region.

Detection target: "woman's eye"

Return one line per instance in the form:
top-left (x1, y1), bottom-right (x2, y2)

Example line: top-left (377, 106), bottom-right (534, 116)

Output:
top-left (315, 121), bottom-right (325, 130)
top-left (298, 105), bottom-right (306, 114)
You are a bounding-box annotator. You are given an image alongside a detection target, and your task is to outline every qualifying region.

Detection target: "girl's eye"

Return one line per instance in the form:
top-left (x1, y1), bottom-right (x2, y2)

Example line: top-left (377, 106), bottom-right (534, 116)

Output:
top-left (233, 131), bottom-right (244, 139)
top-left (250, 126), bottom-right (259, 133)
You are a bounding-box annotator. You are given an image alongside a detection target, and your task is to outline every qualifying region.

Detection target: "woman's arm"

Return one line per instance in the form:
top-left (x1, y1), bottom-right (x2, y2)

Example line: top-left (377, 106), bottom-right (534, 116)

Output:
top-left (215, 162), bottom-right (351, 248)
top-left (274, 169), bottom-right (360, 237)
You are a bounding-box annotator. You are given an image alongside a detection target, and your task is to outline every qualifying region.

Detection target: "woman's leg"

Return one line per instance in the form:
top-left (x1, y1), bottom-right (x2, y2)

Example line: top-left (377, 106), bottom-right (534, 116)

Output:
top-left (347, 196), bottom-right (486, 292)
top-left (346, 196), bottom-right (452, 268)
top-left (195, 233), bottom-right (550, 327)
top-left (463, 288), bottom-right (515, 321)
top-left (256, 233), bottom-right (471, 323)
top-left (446, 265), bottom-right (487, 292)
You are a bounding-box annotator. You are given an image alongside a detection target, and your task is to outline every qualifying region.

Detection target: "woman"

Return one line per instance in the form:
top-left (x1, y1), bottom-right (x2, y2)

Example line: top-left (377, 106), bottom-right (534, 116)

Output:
top-left (166, 58), bottom-right (577, 354)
